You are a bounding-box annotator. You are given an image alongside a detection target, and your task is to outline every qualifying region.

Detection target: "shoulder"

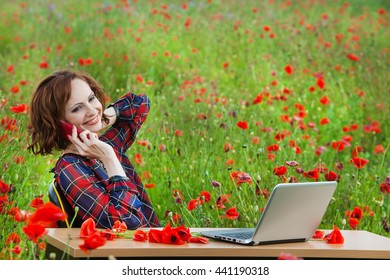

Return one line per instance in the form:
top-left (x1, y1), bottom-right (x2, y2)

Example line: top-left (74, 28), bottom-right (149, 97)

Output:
top-left (53, 154), bottom-right (90, 175)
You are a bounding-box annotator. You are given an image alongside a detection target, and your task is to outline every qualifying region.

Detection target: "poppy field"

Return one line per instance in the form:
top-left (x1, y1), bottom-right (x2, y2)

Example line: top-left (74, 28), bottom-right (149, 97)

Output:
top-left (0, 0), bottom-right (389, 259)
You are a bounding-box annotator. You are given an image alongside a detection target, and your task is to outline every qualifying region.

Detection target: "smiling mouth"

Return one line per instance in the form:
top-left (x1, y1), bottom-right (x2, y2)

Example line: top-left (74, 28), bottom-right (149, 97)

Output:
top-left (84, 115), bottom-right (100, 126)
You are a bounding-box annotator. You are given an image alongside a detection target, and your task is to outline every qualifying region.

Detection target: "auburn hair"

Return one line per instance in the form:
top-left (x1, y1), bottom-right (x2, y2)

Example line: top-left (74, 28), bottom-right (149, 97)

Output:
top-left (28, 69), bottom-right (108, 155)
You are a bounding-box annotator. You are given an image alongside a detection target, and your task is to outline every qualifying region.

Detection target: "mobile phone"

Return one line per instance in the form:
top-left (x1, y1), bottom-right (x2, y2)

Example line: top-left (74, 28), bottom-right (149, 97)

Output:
top-left (59, 121), bottom-right (84, 140)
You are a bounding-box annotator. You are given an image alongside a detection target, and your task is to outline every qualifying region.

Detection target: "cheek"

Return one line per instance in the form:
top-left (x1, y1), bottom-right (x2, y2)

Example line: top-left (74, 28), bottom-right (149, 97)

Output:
top-left (94, 99), bottom-right (103, 111)
top-left (64, 111), bottom-right (83, 125)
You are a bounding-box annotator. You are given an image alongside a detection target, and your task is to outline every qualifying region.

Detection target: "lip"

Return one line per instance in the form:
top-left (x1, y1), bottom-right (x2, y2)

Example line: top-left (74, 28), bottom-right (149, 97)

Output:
top-left (84, 115), bottom-right (100, 126)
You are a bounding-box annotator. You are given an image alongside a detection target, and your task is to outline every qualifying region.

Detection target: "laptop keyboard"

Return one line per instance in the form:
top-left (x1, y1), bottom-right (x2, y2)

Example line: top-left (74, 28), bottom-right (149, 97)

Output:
top-left (222, 229), bottom-right (254, 240)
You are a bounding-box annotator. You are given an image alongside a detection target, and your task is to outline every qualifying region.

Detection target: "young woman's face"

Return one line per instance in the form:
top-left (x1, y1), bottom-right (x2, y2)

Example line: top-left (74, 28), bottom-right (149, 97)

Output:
top-left (64, 78), bottom-right (103, 133)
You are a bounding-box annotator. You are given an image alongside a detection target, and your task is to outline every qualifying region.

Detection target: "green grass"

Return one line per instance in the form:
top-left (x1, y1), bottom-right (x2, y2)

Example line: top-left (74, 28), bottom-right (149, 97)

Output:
top-left (0, 0), bottom-right (389, 259)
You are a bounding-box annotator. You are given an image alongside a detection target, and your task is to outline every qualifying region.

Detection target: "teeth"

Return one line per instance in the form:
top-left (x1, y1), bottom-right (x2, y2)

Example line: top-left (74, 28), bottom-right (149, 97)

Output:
top-left (86, 115), bottom-right (98, 125)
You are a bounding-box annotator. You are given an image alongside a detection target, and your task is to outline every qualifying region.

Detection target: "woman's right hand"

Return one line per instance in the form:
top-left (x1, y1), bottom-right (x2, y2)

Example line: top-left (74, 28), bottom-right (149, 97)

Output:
top-left (68, 126), bottom-right (127, 177)
top-left (68, 126), bottom-right (114, 160)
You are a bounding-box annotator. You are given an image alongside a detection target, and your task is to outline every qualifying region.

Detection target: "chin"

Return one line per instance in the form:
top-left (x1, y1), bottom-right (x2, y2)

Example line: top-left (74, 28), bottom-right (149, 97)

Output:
top-left (87, 121), bottom-right (103, 133)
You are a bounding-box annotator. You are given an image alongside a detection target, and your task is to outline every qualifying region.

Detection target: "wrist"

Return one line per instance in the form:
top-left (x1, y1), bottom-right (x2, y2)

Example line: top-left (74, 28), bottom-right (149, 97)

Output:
top-left (100, 151), bottom-right (127, 177)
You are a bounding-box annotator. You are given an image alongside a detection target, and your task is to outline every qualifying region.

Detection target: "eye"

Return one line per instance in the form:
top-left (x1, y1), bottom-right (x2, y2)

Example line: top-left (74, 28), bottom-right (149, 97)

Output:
top-left (88, 94), bottom-right (96, 102)
top-left (71, 106), bottom-right (81, 113)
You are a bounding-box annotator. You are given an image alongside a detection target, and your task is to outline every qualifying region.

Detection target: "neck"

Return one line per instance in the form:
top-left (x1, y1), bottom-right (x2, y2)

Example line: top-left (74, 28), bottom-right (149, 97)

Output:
top-left (63, 144), bottom-right (79, 155)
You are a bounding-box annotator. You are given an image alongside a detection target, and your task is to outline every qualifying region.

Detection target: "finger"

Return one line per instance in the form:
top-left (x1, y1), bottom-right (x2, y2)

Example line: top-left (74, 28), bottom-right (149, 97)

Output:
top-left (78, 130), bottom-right (90, 142)
top-left (68, 126), bottom-right (86, 146)
top-left (80, 130), bottom-right (97, 142)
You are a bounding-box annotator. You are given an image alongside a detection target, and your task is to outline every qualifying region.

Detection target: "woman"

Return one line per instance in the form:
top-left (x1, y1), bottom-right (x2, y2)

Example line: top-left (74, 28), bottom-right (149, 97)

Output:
top-left (28, 69), bottom-right (159, 229)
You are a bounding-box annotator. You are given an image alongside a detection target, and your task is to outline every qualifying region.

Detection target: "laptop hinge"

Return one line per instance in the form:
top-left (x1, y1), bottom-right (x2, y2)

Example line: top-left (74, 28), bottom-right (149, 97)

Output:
top-left (257, 238), bottom-right (306, 245)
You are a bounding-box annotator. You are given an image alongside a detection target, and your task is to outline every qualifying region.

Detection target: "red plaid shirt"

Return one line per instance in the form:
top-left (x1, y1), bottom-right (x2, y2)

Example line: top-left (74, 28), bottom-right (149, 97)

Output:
top-left (52, 92), bottom-right (159, 229)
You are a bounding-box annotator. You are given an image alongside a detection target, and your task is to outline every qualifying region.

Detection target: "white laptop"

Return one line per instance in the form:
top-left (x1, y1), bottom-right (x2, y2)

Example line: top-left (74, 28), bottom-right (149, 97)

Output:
top-left (200, 181), bottom-right (337, 245)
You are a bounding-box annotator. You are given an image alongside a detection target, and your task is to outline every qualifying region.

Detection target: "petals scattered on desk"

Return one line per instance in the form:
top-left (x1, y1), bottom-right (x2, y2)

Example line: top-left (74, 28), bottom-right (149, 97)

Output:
top-left (78, 219), bottom-right (209, 254)
top-left (78, 219), bottom-right (132, 254)
top-left (324, 226), bottom-right (345, 244)
top-left (133, 224), bottom-right (209, 245)
top-left (79, 232), bottom-right (107, 254)
top-left (311, 226), bottom-right (345, 244)
top-left (312, 230), bottom-right (325, 239)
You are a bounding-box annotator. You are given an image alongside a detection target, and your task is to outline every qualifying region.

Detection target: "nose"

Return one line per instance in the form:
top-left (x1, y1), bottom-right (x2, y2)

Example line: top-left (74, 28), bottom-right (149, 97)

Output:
top-left (85, 103), bottom-right (97, 116)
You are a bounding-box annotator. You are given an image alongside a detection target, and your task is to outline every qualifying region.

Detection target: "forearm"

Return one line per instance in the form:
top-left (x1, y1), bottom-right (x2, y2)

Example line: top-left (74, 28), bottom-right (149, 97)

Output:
top-left (100, 151), bottom-right (127, 177)
top-left (103, 106), bottom-right (117, 127)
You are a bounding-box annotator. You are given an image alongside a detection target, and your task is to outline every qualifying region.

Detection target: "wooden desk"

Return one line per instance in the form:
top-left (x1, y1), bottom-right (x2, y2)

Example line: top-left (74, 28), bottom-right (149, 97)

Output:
top-left (45, 228), bottom-right (390, 259)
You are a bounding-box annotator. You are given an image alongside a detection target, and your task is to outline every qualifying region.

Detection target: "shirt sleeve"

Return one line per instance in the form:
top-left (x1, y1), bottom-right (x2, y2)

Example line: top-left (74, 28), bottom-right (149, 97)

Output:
top-left (55, 157), bottom-right (149, 229)
top-left (101, 92), bottom-right (150, 152)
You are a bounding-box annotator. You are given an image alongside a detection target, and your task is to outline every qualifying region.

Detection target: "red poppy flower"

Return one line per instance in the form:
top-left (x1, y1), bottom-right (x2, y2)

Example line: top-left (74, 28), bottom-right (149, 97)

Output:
top-left (316, 78), bottom-right (325, 89)
top-left (363, 121), bottom-right (381, 134)
top-left (319, 96), bottom-right (330, 105)
top-left (199, 191), bottom-right (211, 203)
top-left (331, 141), bottom-right (345, 152)
top-left (28, 202), bottom-right (67, 227)
top-left (319, 117), bottom-right (330, 125)
top-left (39, 61), bottom-right (49, 69)
top-left (0, 194), bottom-right (10, 213)
top-left (174, 130), bottom-right (183, 137)
top-left (348, 217), bottom-right (360, 229)
top-left (134, 153), bottom-right (144, 165)
top-left (80, 218), bottom-right (97, 239)
top-left (100, 229), bottom-right (117, 240)
top-left (7, 65), bottom-right (14, 73)
top-left (303, 169), bottom-right (319, 181)
top-left (253, 94), bottom-right (263, 104)
top-left (380, 182), bottom-right (390, 194)
top-left (144, 183), bottom-right (156, 188)
top-left (346, 53), bottom-right (359, 61)
top-left (324, 170), bottom-right (338, 181)
top-left (136, 75), bottom-right (144, 83)
top-left (23, 223), bottom-right (48, 243)
top-left (6, 232), bottom-right (21, 244)
top-left (9, 207), bottom-right (28, 222)
top-left (12, 245), bottom-right (22, 255)
top-left (230, 171), bottom-right (252, 185)
top-left (222, 207), bottom-right (240, 220)
top-left (0, 180), bottom-right (10, 193)
top-left (267, 144), bottom-right (280, 152)
top-left (237, 121), bottom-right (248, 130)
top-left (216, 194), bottom-right (231, 209)
top-left (133, 229), bottom-right (148, 242)
top-left (9, 104), bottom-right (28, 113)
top-left (348, 206), bottom-right (363, 220)
top-left (11, 85), bottom-right (20, 94)
top-left (1, 116), bottom-right (17, 130)
top-left (312, 230), bottom-right (324, 239)
top-left (161, 225), bottom-right (184, 245)
top-left (374, 144), bottom-right (385, 154)
top-left (148, 229), bottom-right (163, 243)
top-left (324, 226), bottom-right (344, 244)
top-left (284, 65), bottom-right (293, 75)
top-left (263, 25), bottom-right (271, 32)
top-left (189, 236), bottom-right (209, 244)
top-left (273, 165), bottom-right (287, 176)
top-left (187, 198), bottom-right (200, 211)
top-left (350, 157), bottom-right (369, 169)
top-left (79, 232), bottom-right (107, 254)
top-left (112, 220), bottom-right (127, 233)
top-left (175, 225), bottom-right (192, 242)
top-left (29, 197), bottom-right (44, 208)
